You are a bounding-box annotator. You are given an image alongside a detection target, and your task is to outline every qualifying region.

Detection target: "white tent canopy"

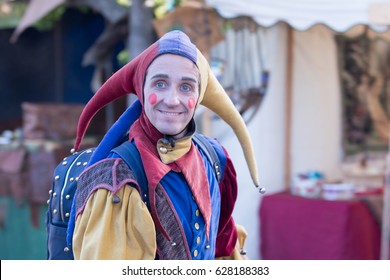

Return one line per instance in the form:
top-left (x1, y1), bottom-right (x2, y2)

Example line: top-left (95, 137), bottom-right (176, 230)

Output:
top-left (206, 0), bottom-right (390, 32)
top-left (205, 0), bottom-right (390, 260)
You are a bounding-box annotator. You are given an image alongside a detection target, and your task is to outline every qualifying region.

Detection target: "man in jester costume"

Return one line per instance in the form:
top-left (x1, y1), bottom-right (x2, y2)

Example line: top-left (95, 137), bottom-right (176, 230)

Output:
top-left (70, 30), bottom-right (261, 259)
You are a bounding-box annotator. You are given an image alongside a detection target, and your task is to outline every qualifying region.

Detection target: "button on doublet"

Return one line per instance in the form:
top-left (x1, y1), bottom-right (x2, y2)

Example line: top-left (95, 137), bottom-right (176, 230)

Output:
top-left (112, 196), bottom-right (121, 204)
top-left (159, 146), bottom-right (168, 154)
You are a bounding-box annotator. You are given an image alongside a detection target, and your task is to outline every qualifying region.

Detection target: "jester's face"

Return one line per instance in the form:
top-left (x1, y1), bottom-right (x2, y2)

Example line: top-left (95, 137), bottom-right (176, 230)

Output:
top-left (143, 53), bottom-right (200, 139)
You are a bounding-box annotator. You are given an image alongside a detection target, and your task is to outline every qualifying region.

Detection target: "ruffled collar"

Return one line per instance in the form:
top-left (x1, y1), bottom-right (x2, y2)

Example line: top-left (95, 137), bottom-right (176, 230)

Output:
top-left (133, 113), bottom-right (196, 163)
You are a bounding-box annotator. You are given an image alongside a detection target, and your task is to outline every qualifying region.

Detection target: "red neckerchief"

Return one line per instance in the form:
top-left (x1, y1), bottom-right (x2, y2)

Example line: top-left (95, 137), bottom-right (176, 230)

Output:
top-left (129, 113), bottom-right (212, 240)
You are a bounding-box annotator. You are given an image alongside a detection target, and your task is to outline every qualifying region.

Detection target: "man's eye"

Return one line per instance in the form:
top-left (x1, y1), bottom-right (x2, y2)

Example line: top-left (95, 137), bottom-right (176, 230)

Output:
top-left (156, 81), bottom-right (165, 88)
top-left (181, 84), bottom-right (192, 92)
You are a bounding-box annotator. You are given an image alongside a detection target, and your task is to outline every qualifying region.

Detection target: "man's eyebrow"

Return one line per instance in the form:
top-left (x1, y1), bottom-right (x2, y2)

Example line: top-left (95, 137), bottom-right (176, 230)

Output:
top-left (181, 77), bottom-right (198, 83)
top-left (150, 74), bottom-right (198, 84)
top-left (150, 74), bottom-right (169, 79)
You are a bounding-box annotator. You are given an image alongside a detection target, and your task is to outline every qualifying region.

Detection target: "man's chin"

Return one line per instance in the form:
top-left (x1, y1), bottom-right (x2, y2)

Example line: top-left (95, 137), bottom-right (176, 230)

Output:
top-left (158, 127), bottom-right (180, 135)
top-left (160, 128), bottom-right (188, 139)
top-left (153, 119), bottom-right (194, 139)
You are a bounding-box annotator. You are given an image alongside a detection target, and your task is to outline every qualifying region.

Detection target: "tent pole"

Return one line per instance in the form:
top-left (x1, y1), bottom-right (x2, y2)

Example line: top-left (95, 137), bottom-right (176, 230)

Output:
top-left (284, 25), bottom-right (293, 190)
top-left (381, 135), bottom-right (390, 259)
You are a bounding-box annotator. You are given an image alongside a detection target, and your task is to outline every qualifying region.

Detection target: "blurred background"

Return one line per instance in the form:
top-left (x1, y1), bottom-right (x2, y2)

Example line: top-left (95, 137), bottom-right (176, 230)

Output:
top-left (1, 0), bottom-right (390, 260)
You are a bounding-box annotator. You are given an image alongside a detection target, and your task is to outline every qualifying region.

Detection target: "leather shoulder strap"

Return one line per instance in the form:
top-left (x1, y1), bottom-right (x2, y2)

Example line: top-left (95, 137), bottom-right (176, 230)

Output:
top-left (111, 141), bottom-right (149, 210)
top-left (193, 134), bottom-right (222, 183)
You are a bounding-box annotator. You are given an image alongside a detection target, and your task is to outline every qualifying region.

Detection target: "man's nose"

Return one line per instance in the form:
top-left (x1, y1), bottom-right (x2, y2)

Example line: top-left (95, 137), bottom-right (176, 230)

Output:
top-left (164, 88), bottom-right (180, 106)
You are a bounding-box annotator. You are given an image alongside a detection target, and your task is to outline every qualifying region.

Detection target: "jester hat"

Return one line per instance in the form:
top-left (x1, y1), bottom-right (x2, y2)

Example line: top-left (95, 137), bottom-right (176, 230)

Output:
top-left (73, 30), bottom-right (260, 188)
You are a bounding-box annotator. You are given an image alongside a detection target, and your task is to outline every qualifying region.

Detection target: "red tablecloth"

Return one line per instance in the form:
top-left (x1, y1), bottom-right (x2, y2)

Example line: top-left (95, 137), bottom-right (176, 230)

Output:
top-left (259, 192), bottom-right (381, 260)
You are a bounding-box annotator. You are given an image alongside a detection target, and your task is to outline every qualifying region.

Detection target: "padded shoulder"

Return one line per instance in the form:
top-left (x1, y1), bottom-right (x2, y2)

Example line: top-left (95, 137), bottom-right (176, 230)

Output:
top-left (75, 158), bottom-right (139, 216)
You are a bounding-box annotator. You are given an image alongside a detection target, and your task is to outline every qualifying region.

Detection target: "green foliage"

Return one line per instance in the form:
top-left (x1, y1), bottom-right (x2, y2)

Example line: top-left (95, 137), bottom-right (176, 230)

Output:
top-left (117, 49), bottom-right (130, 66)
top-left (0, 3), bottom-right (92, 31)
top-left (173, 0), bottom-right (182, 7)
top-left (0, 2), bottom-right (26, 29)
top-left (154, 0), bottom-right (185, 19)
top-left (33, 5), bottom-right (66, 31)
top-left (117, 0), bottom-right (132, 7)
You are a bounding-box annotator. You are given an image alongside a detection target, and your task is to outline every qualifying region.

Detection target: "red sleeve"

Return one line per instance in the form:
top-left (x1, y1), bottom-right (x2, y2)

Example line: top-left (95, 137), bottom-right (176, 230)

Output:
top-left (215, 147), bottom-right (238, 258)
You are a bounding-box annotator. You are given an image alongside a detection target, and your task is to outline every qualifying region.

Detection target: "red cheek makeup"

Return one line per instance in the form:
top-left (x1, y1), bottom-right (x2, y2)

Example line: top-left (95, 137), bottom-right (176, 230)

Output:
top-left (148, 93), bottom-right (157, 105)
top-left (188, 97), bottom-right (196, 109)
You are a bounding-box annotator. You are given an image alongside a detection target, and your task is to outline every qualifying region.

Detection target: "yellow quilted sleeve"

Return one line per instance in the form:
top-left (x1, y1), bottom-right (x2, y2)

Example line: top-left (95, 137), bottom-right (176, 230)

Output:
top-left (73, 185), bottom-right (156, 259)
